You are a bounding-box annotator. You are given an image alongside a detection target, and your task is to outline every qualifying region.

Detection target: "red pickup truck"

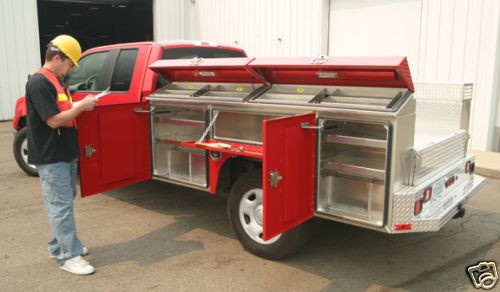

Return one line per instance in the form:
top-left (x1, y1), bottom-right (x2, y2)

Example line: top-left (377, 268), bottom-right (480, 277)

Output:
top-left (12, 41), bottom-right (246, 176)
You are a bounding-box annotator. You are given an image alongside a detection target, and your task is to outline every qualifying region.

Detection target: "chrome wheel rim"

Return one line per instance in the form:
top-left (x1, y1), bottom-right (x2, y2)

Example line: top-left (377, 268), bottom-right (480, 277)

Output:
top-left (239, 188), bottom-right (281, 244)
top-left (20, 138), bottom-right (36, 170)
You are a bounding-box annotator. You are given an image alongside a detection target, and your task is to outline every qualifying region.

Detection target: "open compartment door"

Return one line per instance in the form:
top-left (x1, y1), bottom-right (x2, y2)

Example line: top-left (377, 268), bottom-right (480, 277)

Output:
top-left (149, 57), bottom-right (266, 84)
top-left (77, 102), bottom-right (152, 197)
top-left (262, 113), bottom-right (316, 240)
top-left (250, 56), bottom-right (414, 92)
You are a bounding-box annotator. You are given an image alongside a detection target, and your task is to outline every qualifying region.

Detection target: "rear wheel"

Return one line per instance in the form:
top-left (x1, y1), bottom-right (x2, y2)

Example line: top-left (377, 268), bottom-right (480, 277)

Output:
top-left (227, 169), bottom-right (311, 260)
top-left (13, 127), bottom-right (38, 176)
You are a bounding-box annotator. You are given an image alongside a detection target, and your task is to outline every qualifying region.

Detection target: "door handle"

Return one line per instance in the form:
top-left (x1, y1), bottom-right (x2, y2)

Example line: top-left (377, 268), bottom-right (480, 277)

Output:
top-left (301, 122), bottom-right (323, 130)
top-left (84, 145), bottom-right (96, 158)
top-left (134, 106), bottom-right (155, 113)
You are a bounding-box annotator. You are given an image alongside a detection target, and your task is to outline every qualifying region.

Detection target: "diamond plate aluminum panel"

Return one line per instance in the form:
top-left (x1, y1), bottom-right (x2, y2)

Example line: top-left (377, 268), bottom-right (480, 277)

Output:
top-left (414, 82), bottom-right (472, 136)
top-left (392, 191), bottom-right (415, 224)
top-left (391, 167), bottom-right (485, 234)
top-left (416, 100), bottom-right (465, 135)
top-left (404, 131), bottom-right (469, 186)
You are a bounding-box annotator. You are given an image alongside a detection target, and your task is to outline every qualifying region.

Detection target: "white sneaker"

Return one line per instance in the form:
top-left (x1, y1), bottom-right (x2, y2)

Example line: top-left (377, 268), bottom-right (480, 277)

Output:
top-left (50, 247), bottom-right (89, 258)
top-left (60, 256), bottom-right (95, 275)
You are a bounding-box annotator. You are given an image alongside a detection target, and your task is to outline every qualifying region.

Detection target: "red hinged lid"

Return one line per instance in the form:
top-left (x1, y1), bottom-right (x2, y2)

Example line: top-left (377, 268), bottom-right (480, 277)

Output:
top-left (249, 56), bottom-right (414, 92)
top-left (149, 57), bottom-right (267, 84)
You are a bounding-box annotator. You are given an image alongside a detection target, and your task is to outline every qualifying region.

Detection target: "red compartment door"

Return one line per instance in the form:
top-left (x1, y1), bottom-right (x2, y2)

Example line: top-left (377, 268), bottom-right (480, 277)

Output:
top-left (262, 113), bottom-right (316, 240)
top-left (77, 102), bottom-right (151, 197)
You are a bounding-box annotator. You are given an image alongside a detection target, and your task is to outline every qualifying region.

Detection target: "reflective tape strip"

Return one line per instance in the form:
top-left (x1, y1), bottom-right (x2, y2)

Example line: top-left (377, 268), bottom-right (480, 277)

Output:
top-left (58, 93), bottom-right (69, 101)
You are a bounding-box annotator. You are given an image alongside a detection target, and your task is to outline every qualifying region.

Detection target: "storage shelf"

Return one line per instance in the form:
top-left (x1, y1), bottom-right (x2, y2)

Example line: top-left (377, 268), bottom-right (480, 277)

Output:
top-left (255, 93), bottom-right (315, 103)
top-left (180, 139), bottom-right (263, 159)
top-left (325, 161), bottom-right (385, 182)
top-left (188, 95), bottom-right (246, 102)
top-left (327, 134), bottom-right (387, 149)
top-left (201, 91), bottom-right (249, 97)
top-left (156, 138), bottom-right (206, 152)
top-left (320, 206), bottom-right (384, 227)
top-left (158, 89), bottom-right (197, 95)
top-left (156, 138), bottom-right (179, 145)
top-left (157, 117), bottom-right (205, 128)
top-left (324, 95), bottom-right (392, 106)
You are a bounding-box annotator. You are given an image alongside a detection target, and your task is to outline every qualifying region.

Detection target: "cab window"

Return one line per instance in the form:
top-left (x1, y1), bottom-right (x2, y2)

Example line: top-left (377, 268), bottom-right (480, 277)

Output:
top-left (67, 51), bottom-right (108, 92)
top-left (110, 49), bottom-right (139, 92)
top-left (162, 47), bottom-right (245, 59)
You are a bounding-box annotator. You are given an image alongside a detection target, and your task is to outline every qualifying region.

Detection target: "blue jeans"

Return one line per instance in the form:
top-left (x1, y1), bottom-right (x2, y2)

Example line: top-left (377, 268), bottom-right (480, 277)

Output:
top-left (37, 160), bottom-right (84, 266)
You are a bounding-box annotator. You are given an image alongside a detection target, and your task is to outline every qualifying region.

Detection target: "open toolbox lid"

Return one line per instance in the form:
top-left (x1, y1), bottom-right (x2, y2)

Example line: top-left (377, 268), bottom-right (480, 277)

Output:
top-left (149, 57), bottom-right (267, 85)
top-left (249, 56), bottom-right (414, 92)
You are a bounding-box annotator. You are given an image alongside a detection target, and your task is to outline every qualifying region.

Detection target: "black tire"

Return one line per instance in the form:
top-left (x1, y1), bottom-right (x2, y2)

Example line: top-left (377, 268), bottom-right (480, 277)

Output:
top-left (227, 169), bottom-right (311, 260)
top-left (13, 127), bottom-right (38, 176)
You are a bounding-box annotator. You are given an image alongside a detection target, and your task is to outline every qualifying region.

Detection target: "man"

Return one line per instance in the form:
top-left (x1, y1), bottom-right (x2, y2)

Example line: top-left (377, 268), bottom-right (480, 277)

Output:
top-left (25, 35), bottom-right (98, 275)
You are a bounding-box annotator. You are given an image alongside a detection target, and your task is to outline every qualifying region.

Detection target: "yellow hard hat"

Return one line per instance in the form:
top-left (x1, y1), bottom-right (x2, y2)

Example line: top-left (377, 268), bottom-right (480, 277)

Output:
top-left (50, 35), bottom-right (82, 67)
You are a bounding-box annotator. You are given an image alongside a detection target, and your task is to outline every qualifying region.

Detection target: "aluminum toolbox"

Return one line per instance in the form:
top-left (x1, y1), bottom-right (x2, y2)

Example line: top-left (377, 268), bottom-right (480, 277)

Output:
top-left (405, 82), bottom-right (474, 187)
top-left (247, 57), bottom-right (415, 228)
top-left (248, 56), bottom-right (414, 111)
top-left (147, 58), bottom-right (268, 188)
top-left (146, 56), bottom-right (484, 234)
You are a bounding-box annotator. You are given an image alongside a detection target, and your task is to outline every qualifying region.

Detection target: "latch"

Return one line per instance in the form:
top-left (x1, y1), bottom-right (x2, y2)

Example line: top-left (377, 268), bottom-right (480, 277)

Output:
top-left (190, 57), bottom-right (203, 65)
top-left (269, 171), bottom-right (283, 188)
top-left (84, 145), bottom-right (96, 158)
top-left (310, 55), bottom-right (328, 64)
top-left (134, 106), bottom-right (155, 113)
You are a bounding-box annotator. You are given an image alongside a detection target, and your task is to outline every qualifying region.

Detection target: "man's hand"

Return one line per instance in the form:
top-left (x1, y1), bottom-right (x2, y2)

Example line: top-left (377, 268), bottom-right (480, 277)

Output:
top-left (73, 95), bottom-right (98, 112)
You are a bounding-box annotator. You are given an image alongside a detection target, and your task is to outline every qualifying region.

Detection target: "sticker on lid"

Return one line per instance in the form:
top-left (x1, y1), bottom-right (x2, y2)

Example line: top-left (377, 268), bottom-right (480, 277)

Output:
top-left (316, 72), bottom-right (339, 79)
top-left (199, 71), bottom-right (215, 77)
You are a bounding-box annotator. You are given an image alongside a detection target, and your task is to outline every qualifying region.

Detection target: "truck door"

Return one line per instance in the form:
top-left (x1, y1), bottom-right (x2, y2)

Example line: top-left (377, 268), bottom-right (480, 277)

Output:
top-left (262, 113), bottom-right (316, 240)
top-left (70, 46), bottom-right (152, 197)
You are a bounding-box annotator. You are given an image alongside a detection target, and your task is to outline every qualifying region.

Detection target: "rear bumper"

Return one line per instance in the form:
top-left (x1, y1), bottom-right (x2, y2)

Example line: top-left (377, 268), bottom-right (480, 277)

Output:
top-left (390, 157), bottom-right (486, 233)
top-left (410, 174), bottom-right (485, 231)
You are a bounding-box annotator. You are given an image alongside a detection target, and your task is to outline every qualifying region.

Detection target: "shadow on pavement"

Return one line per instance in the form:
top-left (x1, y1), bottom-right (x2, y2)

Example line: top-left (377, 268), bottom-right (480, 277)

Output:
top-left (99, 180), bottom-right (500, 291)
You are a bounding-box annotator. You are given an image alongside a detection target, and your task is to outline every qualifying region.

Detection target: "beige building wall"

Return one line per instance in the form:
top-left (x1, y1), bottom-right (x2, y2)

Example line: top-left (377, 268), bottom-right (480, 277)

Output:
top-left (154, 0), bottom-right (500, 151)
top-left (0, 0), bottom-right (41, 121)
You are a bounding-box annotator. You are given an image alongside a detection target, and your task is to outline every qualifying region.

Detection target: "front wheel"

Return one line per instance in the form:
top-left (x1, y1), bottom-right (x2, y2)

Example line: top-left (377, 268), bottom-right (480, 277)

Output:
top-left (227, 169), bottom-right (311, 260)
top-left (13, 127), bottom-right (38, 176)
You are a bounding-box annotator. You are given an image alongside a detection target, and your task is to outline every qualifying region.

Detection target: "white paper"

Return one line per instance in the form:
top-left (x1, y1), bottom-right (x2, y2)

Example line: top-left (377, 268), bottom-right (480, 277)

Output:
top-left (94, 87), bottom-right (111, 100)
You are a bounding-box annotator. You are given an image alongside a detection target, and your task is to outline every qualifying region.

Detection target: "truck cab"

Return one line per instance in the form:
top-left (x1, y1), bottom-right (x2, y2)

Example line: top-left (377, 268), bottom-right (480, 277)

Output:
top-left (12, 41), bottom-right (246, 176)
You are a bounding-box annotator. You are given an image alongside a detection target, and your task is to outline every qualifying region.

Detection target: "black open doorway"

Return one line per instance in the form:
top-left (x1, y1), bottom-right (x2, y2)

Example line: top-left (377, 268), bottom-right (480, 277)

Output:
top-left (37, 0), bottom-right (153, 63)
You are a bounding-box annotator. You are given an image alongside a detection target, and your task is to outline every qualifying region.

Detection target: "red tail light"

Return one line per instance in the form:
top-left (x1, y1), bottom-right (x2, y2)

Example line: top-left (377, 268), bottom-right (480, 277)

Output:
top-left (445, 176), bottom-right (457, 188)
top-left (414, 199), bottom-right (423, 215)
top-left (395, 223), bottom-right (412, 231)
top-left (465, 161), bottom-right (475, 174)
top-left (423, 187), bottom-right (432, 202)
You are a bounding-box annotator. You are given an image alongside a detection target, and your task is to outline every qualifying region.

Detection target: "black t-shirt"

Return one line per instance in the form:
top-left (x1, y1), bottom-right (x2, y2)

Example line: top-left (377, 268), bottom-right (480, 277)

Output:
top-left (25, 73), bottom-right (80, 165)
